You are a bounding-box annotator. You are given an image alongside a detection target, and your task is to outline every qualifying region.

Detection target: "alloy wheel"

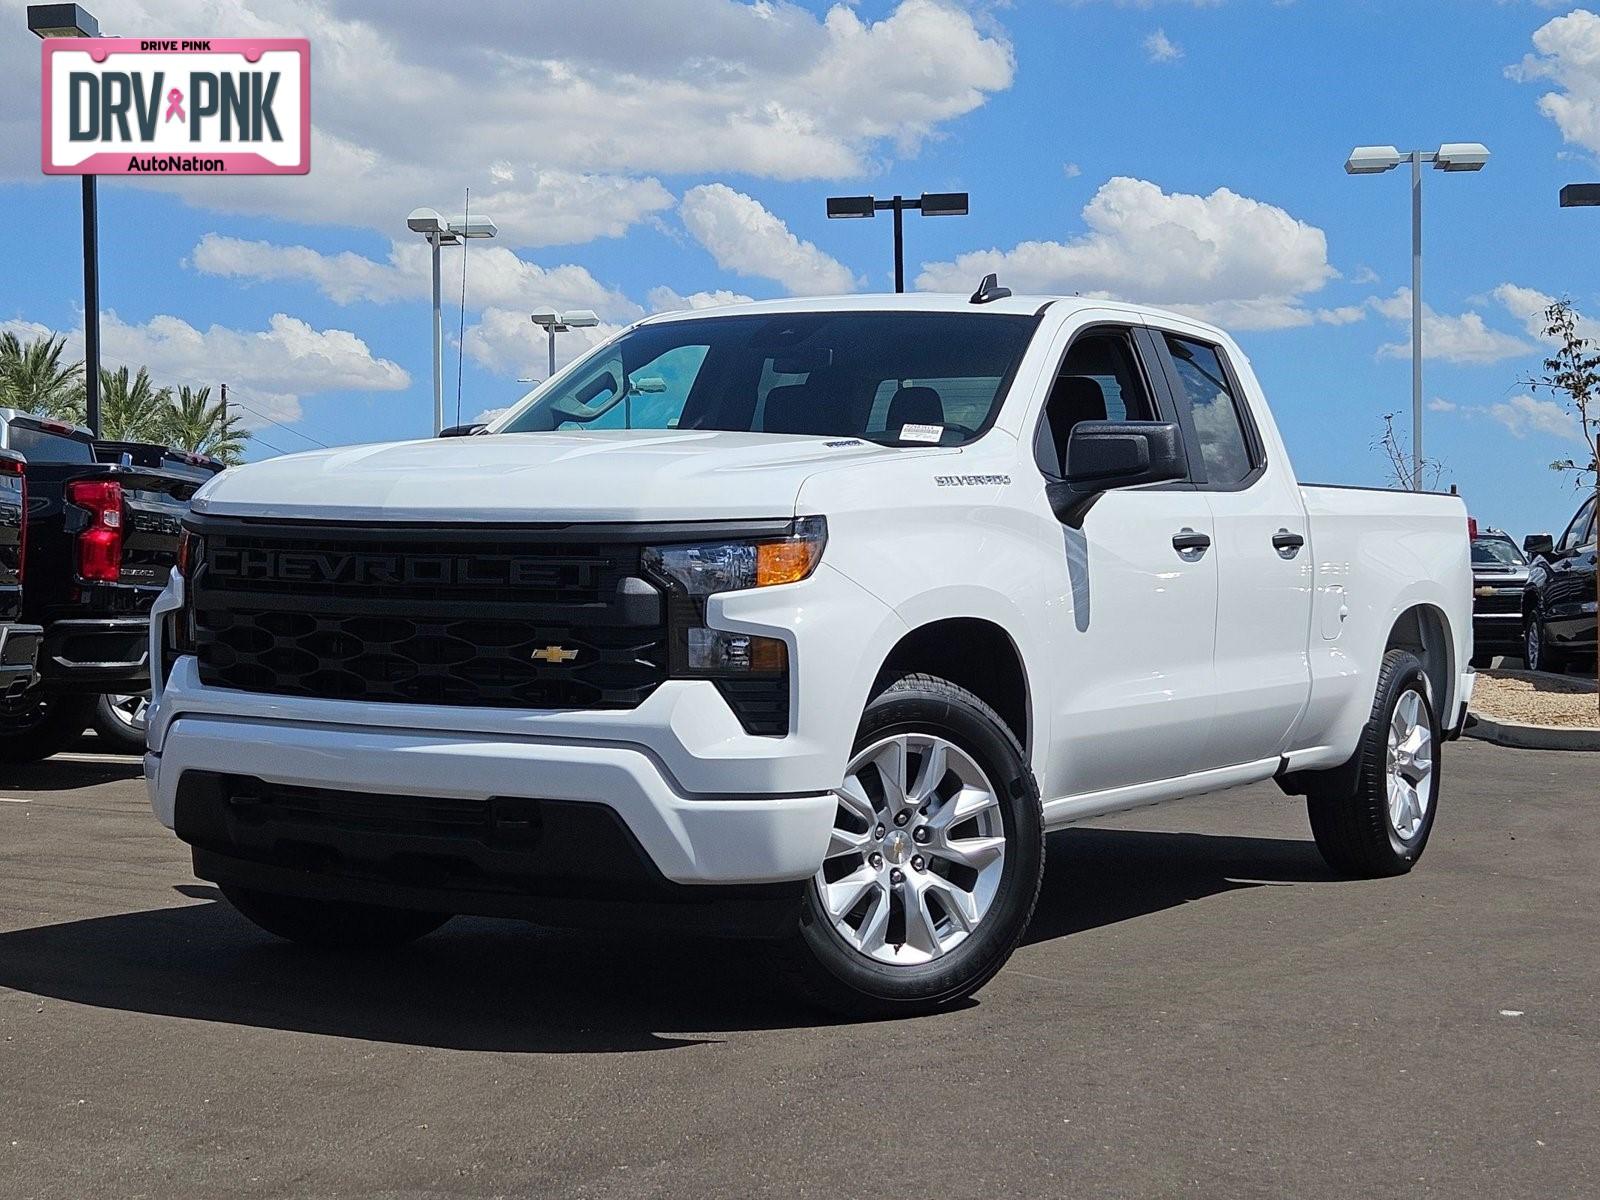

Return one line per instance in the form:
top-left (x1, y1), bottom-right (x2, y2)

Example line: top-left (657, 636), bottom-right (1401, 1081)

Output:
top-left (1385, 687), bottom-right (1434, 843)
top-left (815, 733), bottom-right (1007, 966)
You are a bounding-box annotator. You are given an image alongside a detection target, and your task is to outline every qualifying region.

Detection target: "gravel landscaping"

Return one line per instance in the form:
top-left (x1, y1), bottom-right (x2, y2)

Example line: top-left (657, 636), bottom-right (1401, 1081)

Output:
top-left (1471, 668), bottom-right (1600, 729)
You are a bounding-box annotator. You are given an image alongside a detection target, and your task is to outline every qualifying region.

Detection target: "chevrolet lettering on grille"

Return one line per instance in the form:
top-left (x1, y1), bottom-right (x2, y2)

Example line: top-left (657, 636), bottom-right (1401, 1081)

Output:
top-left (207, 547), bottom-right (592, 590)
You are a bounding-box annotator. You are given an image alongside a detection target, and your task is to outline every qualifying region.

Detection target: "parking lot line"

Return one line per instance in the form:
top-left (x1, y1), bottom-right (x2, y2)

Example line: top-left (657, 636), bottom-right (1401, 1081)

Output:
top-left (0, 796), bottom-right (31, 803)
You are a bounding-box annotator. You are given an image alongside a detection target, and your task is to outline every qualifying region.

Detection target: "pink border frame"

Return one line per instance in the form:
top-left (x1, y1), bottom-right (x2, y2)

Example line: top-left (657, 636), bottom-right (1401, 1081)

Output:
top-left (41, 37), bottom-right (310, 175)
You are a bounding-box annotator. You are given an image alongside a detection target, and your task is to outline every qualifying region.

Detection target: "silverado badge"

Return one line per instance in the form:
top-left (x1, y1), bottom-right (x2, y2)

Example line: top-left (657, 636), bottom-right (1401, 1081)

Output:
top-left (531, 645), bottom-right (579, 664)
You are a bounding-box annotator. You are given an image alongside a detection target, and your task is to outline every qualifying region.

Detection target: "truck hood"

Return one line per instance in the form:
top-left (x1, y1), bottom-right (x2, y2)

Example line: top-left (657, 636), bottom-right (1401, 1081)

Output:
top-left (192, 429), bottom-right (922, 523)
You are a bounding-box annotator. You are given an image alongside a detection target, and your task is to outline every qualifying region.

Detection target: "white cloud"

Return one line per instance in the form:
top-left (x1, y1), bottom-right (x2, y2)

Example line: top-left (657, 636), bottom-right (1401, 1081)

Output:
top-left (0, 311), bottom-right (407, 429)
top-left (1144, 28), bottom-right (1184, 63)
top-left (1488, 394), bottom-right (1584, 440)
top-left (190, 234), bottom-right (641, 320)
top-left (1428, 397), bottom-right (1459, 413)
top-left (680, 185), bottom-right (859, 296)
top-left (916, 176), bottom-right (1337, 329)
top-left (1511, 9), bottom-right (1600, 156)
top-left (647, 287), bottom-right (756, 313)
top-left (0, 0), bottom-right (1013, 245)
top-left (1062, 162), bottom-right (1083, 178)
top-left (1372, 289), bottom-right (1534, 365)
top-left (1316, 305), bottom-right (1366, 326)
top-left (1489, 282), bottom-right (1600, 346)
top-left (463, 307), bottom-right (624, 379)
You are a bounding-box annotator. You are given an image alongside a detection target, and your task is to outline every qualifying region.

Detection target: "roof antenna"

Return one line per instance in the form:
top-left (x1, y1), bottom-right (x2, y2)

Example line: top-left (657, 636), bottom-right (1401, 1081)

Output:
top-left (970, 273), bottom-right (1011, 304)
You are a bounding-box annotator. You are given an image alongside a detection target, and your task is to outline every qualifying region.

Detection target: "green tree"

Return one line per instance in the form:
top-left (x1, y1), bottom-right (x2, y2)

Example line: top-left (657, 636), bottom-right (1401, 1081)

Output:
top-left (0, 332), bottom-right (85, 423)
top-left (98, 365), bottom-right (172, 442)
top-left (160, 385), bottom-right (249, 464)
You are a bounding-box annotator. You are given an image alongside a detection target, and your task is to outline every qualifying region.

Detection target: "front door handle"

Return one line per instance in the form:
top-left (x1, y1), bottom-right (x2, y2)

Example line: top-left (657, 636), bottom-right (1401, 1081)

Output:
top-left (1272, 529), bottom-right (1306, 557)
top-left (1172, 528), bottom-right (1211, 557)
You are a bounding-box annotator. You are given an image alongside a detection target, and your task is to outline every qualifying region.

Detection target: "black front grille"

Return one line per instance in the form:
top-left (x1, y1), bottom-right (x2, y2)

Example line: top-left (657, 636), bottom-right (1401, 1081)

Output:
top-left (1474, 589), bottom-right (1523, 615)
top-left (191, 522), bottom-right (668, 710)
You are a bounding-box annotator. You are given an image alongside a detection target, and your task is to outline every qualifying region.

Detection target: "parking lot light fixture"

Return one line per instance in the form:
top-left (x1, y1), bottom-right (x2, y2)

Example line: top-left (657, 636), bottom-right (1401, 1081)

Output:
top-left (1344, 141), bottom-right (1491, 490)
top-left (408, 207), bottom-right (495, 435)
top-left (531, 310), bottom-right (600, 380)
top-left (29, 3), bottom-right (102, 434)
top-left (825, 191), bottom-right (970, 293)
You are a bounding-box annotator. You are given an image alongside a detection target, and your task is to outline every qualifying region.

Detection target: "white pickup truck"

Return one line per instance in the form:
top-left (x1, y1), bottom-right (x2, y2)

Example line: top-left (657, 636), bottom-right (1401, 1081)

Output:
top-left (145, 286), bottom-right (1474, 1016)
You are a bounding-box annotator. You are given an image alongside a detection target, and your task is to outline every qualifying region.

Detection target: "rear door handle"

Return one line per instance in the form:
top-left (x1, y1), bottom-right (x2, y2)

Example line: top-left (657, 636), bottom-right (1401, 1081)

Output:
top-left (1272, 529), bottom-right (1306, 557)
top-left (1172, 529), bottom-right (1211, 557)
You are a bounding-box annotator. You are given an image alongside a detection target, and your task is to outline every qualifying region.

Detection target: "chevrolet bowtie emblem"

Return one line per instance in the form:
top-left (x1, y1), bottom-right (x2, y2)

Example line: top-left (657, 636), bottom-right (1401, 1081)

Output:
top-left (531, 645), bottom-right (579, 663)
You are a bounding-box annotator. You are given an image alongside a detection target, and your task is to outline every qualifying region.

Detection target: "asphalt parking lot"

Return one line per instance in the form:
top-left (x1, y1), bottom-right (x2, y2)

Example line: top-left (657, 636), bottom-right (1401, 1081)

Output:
top-left (1, 738), bottom-right (1595, 1200)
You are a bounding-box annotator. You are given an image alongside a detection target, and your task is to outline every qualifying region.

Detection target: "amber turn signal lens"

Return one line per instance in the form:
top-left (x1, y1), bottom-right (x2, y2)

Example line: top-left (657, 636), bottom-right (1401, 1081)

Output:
top-left (756, 538), bottom-right (821, 587)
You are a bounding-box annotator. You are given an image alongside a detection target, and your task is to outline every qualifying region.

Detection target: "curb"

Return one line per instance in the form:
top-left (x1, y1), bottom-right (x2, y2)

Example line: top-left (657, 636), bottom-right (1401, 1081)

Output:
top-left (1463, 713), bottom-right (1600, 752)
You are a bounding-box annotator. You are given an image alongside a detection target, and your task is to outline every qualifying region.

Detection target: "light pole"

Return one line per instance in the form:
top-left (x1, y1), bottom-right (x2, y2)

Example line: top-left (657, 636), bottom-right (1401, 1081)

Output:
top-left (825, 192), bottom-right (969, 293)
top-left (1345, 142), bottom-right (1490, 490)
top-left (529, 309), bottom-right (599, 380)
top-left (406, 207), bottom-right (496, 435)
top-left (28, 3), bottom-right (101, 435)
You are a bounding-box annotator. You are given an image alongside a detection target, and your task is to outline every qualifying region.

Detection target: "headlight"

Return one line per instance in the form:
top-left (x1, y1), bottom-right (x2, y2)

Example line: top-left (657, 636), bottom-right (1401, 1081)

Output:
top-left (642, 516), bottom-right (826, 597)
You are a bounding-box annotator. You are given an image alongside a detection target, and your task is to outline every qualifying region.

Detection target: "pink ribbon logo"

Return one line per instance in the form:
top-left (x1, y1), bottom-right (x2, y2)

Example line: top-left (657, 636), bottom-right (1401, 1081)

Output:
top-left (164, 88), bottom-right (185, 123)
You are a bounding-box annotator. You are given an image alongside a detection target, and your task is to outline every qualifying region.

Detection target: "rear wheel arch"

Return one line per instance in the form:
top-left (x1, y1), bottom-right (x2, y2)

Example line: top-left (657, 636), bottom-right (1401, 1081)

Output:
top-left (1386, 604), bottom-right (1453, 713)
top-left (872, 618), bottom-right (1031, 752)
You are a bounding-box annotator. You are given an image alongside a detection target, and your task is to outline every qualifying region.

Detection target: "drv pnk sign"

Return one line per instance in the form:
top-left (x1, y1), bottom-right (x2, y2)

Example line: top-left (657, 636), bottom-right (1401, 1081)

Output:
top-left (41, 38), bottom-right (309, 175)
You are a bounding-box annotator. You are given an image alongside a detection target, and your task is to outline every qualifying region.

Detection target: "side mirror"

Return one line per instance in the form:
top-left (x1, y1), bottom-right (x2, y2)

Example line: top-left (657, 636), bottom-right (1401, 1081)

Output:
top-left (1523, 533), bottom-right (1554, 559)
top-left (1046, 420), bottom-right (1187, 523)
top-left (438, 423), bottom-right (487, 438)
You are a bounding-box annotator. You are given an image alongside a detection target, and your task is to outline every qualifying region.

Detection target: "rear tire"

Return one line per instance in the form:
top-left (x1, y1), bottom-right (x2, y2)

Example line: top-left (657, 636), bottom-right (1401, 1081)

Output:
top-left (778, 673), bottom-right (1043, 1019)
top-left (1306, 649), bottom-right (1440, 879)
top-left (0, 691), bottom-right (95, 763)
top-left (220, 885), bottom-right (451, 949)
top-left (91, 692), bottom-right (149, 755)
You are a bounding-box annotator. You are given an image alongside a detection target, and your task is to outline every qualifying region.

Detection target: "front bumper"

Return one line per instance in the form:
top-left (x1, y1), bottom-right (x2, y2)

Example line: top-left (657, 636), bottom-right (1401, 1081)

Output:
top-left (145, 713), bottom-right (836, 888)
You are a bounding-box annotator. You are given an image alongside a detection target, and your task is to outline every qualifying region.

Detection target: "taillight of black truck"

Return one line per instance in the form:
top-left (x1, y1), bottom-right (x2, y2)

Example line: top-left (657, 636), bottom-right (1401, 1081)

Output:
top-left (0, 411), bottom-right (222, 762)
top-left (0, 447), bottom-right (43, 704)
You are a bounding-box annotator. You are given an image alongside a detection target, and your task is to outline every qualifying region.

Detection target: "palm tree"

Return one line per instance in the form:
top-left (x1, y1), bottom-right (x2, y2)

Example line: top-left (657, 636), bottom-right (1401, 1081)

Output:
top-left (161, 384), bottom-right (249, 464)
top-left (98, 365), bottom-right (172, 442)
top-left (0, 332), bottom-right (85, 423)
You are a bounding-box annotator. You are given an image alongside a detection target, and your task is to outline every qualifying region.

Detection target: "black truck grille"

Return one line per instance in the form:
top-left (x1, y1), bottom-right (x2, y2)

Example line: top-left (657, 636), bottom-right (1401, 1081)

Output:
top-left (191, 523), bottom-right (668, 710)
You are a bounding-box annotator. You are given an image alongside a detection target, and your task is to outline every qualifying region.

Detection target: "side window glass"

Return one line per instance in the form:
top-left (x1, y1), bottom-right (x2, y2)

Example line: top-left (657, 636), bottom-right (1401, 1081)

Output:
top-left (1037, 329), bottom-right (1157, 477)
top-left (1559, 497), bottom-right (1596, 551)
top-left (1164, 335), bottom-right (1255, 486)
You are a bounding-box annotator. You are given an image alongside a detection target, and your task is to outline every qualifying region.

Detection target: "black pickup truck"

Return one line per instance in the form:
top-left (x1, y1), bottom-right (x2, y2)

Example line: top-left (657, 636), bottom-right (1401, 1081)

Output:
top-left (0, 447), bottom-right (42, 700)
top-left (0, 410), bottom-right (222, 761)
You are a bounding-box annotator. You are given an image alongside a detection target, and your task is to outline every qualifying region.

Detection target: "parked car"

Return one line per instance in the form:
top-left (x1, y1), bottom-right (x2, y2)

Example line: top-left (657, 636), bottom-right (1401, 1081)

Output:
top-left (145, 292), bottom-right (1474, 1016)
top-left (1469, 527), bottom-right (1529, 666)
top-left (0, 448), bottom-right (42, 702)
top-left (1522, 493), bottom-right (1598, 674)
top-left (0, 411), bottom-right (222, 761)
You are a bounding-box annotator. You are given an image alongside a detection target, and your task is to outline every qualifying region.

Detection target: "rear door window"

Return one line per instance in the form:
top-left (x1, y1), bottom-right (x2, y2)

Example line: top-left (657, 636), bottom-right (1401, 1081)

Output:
top-left (1162, 335), bottom-right (1257, 487)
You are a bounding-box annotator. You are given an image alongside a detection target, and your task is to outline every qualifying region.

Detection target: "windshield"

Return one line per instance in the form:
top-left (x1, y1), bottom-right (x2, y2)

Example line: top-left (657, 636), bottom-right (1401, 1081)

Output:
top-left (492, 311), bottom-right (1040, 447)
top-left (1472, 537), bottom-right (1525, 566)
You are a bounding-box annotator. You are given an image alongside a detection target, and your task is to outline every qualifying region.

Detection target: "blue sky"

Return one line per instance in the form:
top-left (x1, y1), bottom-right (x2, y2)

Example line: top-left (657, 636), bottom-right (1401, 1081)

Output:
top-left (3, 0), bottom-right (1600, 538)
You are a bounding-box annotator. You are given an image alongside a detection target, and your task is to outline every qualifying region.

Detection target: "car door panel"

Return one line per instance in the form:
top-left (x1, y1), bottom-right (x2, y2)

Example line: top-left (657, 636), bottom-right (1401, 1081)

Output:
top-left (1028, 316), bottom-right (1221, 798)
top-left (1147, 328), bottom-right (1314, 767)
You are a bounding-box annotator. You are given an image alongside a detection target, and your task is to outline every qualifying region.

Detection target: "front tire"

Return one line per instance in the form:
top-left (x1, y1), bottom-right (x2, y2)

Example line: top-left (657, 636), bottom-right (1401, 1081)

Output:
top-left (0, 690), bottom-right (95, 763)
top-left (780, 673), bottom-right (1044, 1018)
top-left (220, 884), bottom-right (451, 949)
top-left (1306, 649), bottom-right (1440, 879)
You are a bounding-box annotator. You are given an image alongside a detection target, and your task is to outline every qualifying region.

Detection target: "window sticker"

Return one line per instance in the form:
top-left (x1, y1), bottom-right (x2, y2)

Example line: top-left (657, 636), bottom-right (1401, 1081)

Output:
top-left (899, 423), bottom-right (943, 443)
